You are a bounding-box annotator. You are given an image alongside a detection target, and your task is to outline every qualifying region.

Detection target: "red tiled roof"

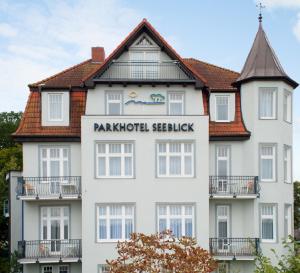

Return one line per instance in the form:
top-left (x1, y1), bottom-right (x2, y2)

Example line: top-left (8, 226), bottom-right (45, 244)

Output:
top-left (29, 59), bottom-right (102, 89)
top-left (184, 58), bottom-right (239, 91)
top-left (14, 90), bottom-right (86, 139)
top-left (14, 19), bottom-right (250, 140)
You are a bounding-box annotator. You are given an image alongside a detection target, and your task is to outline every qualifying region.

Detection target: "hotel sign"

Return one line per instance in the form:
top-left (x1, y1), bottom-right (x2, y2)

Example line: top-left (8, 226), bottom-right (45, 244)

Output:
top-left (94, 122), bottom-right (194, 132)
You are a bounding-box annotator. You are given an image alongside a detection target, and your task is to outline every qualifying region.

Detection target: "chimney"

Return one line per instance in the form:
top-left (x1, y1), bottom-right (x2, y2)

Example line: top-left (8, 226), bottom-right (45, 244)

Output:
top-left (91, 47), bottom-right (105, 63)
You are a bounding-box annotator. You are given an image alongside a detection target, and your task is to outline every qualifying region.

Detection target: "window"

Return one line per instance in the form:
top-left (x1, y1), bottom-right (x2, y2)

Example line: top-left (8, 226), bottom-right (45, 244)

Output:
top-left (41, 207), bottom-right (69, 249)
top-left (284, 205), bottom-right (292, 239)
top-left (217, 206), bottom-right (230, 239)
top-left (48, 93), bottom-right (63, 121)
top-left (98, 265), bottom-right (110, 273)
top-left (41, 265), bottom-right (69, 273)
top-left (217, 262), bottom-right (229, 273)
top-left (168, 92), bottom-right (184, 115)
top-left (261, 204), bottom-right (277, 243)
top-left (97, 204), bottom-right (134, 242)
top-left (283, 91), bottom-right (292, 123)
top-left (260, 144), bottom-right (276, 182)
top-left (96, 143), bottom-right (134, 178)
top-left (215, 95), bottom-right (229, 122)
top-left (259, 87), bottom-right (277, 119)
top-left (130, 51), bottom-right (160, 79)
top-left (157, 142), bottom-right (194, 177)
top-left (59, 265), bottom-right (69, 273)
top-left (284, 145), bottom-right (292, 183)
top-left (3, 199), bottom-right (9, 218)
top-left (106, 92), bottom-right (122, 115)
top-left (157, 204), bottom-right (194, 237)
top-left (40, 147), bottom-right (70, 177)
top-left (42, 266), bottom-right (53, 273)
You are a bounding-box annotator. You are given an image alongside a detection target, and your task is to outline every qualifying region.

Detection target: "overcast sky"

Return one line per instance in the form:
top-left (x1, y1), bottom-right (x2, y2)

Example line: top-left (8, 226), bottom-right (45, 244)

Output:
top-left (0, 0), bottom-right (299, 179)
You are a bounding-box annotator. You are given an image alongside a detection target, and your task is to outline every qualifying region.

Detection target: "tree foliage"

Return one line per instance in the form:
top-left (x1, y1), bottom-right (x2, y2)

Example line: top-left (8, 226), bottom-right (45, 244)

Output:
top-left (0, 112), bottom-right (22, 273)
top-left (294, 182), bottom-right (300, 230)
top-left (0, 112), bottom-right (22, 149)
top-left (254, 238), bottom-right (300, 273)
top-left (107, 230), bottom-right (216, 273)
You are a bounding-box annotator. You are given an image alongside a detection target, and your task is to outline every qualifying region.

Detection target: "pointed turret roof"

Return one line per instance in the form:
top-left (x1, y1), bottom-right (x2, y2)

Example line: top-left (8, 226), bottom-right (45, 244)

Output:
top-left (234, 22), bottom-right (298, 88)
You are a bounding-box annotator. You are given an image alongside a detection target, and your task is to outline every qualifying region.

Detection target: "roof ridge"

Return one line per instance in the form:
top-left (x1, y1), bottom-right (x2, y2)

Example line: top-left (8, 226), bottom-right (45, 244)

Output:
top-left (29, 58), bottom-right (93, 88)
top-left (184, 57), bottom-right (240, 75)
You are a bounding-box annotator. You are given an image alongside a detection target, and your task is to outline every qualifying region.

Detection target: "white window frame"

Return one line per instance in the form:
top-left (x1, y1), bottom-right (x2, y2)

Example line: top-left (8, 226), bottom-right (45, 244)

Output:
top-left (40, 206), bottom-right (69, 241)
top-left (168, 92), bottom-right (184, 115)
top-left (41, 265), bottom-right (69, 273)
top-left (106, 92), bottom-right (122, 115)
top-left (284, 204), bottom-right (292, 239)
top-left (157, 204), bottom-right (195, 237)
top-left (96, 143), bottom-right (134, 178)
top-left (259, 87), bottom-right (277, 120)
top-left (98, 265), bottom-right (110, 273)
top-left (283, 90), bottom-right (292, 123)
top-left (96, 204), bottom-right (135, 242)
top-left (260, 144), bottom-right (276, 182)
top-left (40, 146), bottom-right (70, 179)
top-left (157, 142), bottom-right (194, 178)
top-left (48, 93), bottom-right (63, 121)
top-left (215, 95), bottom-right (229, 122)
top-left (217, 262), bottom-right (229, 273)
top-left (260, 204), bottom-right (277, 243)
top-left (3, 199), bottom-right (9, 218)
top-left (284, 145), bottom-right (292, 184)
top-left (216, 205), bottom-right (230, 238)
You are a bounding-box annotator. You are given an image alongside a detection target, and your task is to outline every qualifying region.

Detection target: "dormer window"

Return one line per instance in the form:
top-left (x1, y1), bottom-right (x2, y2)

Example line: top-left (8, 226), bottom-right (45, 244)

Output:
top-left (259, 87), bottom-right (277, 119)
top-left (49, 93), bottom-right (63, 121)
top-left (41, 91), bottom-right (69, 126)
top-left (215, 95), bottom-right (229, 122)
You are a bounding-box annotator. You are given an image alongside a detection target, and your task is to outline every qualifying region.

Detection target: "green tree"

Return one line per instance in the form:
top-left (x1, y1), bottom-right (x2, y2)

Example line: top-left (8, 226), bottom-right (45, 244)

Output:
top-left (0, 112), bottom-right (22, 273)
top-left (0, 112), bottom-right (22, 149)
top-left (255, 238), bottom-right (300, 273)
top-left (294, 182), bottom-right (300, 230)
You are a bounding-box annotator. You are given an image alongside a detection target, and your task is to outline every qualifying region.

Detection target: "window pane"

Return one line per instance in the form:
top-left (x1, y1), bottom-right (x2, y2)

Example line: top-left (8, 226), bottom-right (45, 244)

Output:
top-left (99, 219), bottom-right (107, 239)
top-left (170, 103), bottom-right (183, 115)
top-left (260, 89), bottom-right (275, 118)
top-left (216, 96), bottom-right (229, 121)
top-left (158, 143), bottom-right (166, 153)
top-left (125, 219), bottom-right (133, 239)
top-left (108, 103), bottom-right (121, 115)
top-left (110, 219), bottom-right (122, 239)
top-left (110, 205), bottom-right (122, 215)
top-left (109, 144), bottom-right (121, 153)
top-left (49, 94), bottom-right (62, 120)
top-left (185, 219), bottom-right (193, 236)
top-left (169, 143), bottom-right (181, 153)
top-left (262, 159), bottom-right (273, 180)
top-left (184, 156), bottom-right (192, 175)
top-left (169, 156), bottom-right (181, 175)
top-left (159, 219), bottom-right (167, 232)
top-left (170, 219), bottom-right (182, 237)
top-left (159, 156), bottom-right (166, 175)
top-left (125, 157), bottom-right (132, 176)
top-left (98, 144), bottom-right (106, 154)
top-left (159, 205), bottom-right (167, 215)
top-left (98, 206), bottom-right (106, 216)
top-left (218, 160), bottom-right (228, 176)
top-left (109, 157), bottom-right (121, 176)
top-left (262, 219), bottom-right (274, 240)
top-left (170, 205), bottom-right (181, 215)
top-left (98, 157), bottom-right (106, 176)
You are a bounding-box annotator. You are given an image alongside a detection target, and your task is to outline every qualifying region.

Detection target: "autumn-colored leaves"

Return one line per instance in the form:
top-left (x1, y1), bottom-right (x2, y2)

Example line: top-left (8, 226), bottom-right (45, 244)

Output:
top-left (106, 230), bottom-right (216, 273)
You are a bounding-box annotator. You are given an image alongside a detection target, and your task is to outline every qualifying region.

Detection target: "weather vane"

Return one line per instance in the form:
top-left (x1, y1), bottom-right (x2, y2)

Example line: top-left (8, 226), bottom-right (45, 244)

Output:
top-left (256, 2), bottom-right (266, 23)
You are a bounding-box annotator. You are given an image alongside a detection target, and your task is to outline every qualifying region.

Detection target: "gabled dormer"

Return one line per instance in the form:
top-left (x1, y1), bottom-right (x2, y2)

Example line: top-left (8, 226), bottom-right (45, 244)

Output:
top-left (85, 19), bottom-right (206, 88)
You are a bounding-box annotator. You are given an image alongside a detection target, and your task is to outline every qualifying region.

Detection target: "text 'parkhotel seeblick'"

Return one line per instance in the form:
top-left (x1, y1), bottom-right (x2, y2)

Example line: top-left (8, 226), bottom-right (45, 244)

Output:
top-left (94, 122), bottom-right (194, 132)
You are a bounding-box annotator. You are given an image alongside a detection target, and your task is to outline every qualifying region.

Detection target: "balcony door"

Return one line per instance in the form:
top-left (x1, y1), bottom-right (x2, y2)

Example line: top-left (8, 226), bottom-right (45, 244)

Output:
top-left (130, 51), bottom-right (160, 79)
top-left (41, 207), bottom-right (69, 255)
top-left (216, 205), bottom-right (230, 252)
top-left (40, 147), bottom-right (70, 193)
top-left (216, 146), bottom-right (230, 193)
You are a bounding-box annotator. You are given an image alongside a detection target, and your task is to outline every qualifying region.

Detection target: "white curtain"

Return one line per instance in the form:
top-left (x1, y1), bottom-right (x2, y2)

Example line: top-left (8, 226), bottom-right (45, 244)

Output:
top-left (169, 156), bottom-right (181, 175)
top-left (260, 89), bottom-right (274, 118)
top-left (49, 94), bottom-right (62, 120)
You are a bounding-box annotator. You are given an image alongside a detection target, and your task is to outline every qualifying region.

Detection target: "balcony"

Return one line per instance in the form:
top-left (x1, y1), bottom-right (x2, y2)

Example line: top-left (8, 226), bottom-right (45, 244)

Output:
top-left (17, 239), bottom-right (82, 263)
top-left (95, 60), bottom-right (195, 83)
top-left (209, 238), bottom-right (259, 260)
top-left (209, 176), bottom-right (259, 199)
top-left (16, 176), bottom-right (81, 200)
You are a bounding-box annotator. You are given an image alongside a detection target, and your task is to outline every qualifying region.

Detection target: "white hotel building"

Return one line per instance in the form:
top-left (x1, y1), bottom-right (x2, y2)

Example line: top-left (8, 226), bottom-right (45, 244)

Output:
top-left (8, 19), bottom-right (298, 273)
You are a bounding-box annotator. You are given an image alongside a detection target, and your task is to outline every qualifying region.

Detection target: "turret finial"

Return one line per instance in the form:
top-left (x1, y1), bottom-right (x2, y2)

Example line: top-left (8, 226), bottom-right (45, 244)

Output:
top-left (256, 2), bottom-right (265, 23)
